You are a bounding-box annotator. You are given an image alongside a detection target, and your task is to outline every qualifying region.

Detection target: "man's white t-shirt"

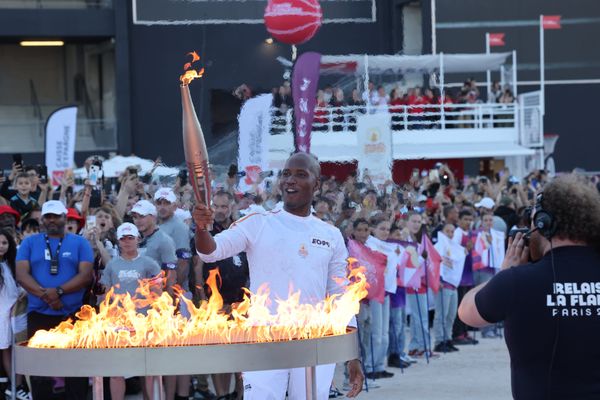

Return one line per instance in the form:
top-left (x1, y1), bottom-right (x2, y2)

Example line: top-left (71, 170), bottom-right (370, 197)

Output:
top-left (197, 209), bottom-right (349, 307)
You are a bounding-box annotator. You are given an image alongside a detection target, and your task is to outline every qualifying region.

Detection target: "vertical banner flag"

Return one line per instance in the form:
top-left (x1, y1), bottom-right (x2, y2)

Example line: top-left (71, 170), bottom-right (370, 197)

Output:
top-left (292, 51), bottom-right (321, 153)
top-left (398, 245), bottom-right (425, 289)
top-left (237, 93), bottom-right (273, 191)
top-left (356, 113), bottom-right (393, 187)
top-left (45, 106), bottom-right (78, 187)
top-left (489, 33), bottom-right (505, 47)
top-left (542, 15), bottom-right (561, 29)
top-left (347, 239), bottom-right (387, 304)
top-left (419, 235), bottom-right (442, 293)
top-left (365, 237), bottom-right (402, 294)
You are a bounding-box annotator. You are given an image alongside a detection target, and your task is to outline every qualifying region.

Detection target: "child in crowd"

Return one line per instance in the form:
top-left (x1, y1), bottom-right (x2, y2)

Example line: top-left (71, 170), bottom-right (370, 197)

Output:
top-left (433, 223), bottom-right (464, 352)
top-left (9, 173), bottom-right (38, 217)
top-left (20, 219), bottom-right (40, 240)
top-left (99, 222), bottom-right (162, 400)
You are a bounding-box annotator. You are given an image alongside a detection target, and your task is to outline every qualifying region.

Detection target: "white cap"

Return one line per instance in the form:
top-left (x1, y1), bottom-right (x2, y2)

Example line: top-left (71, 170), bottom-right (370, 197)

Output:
top-left (475, 197), bottom-right (495, 210)
top-left (116, 222), bottom-right (139, 239)
top-left (416, 194), bottom-right (428, 202)
top-left (174, 208), bottom-right (192, 221)
top-left (131, 200), bottom-right (157, 216)
top-left (154, 187), bottom-right (177, 203)
top-left (41, 200), bottom-right (68, 216)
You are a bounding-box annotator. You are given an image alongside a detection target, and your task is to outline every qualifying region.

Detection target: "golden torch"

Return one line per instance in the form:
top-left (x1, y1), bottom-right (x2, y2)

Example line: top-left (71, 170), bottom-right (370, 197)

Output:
top-left (180, 52), bottom-right (211, 229)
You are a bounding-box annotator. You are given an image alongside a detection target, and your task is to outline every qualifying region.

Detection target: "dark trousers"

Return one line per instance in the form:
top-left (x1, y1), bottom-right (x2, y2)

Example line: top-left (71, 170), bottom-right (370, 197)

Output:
top-left (452, 286), bottom-right (472, 339)
top-left (27, 311), bottom-right (89, 400)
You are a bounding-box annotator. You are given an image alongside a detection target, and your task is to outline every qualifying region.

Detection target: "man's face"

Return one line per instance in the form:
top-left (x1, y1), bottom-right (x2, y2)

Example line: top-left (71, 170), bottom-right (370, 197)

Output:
top-left (213, 195), bottom-right (232, 223)
top-left (482, 214), bottom-right (494, 230)
top-left (315, 200), bottom-right (329, 215)
top-left (0, 213), bottom-right (16, 229)
top-left (27, 169), bottom-right (39, 187)
top-left (43, 214), bottom-right (66, 235)
top-left (442, 224), bottom-right (455, 239)
top-left (353, 223), bottom-right (370, 243)
top-left (459, 215), bottom-right (474, 231)
top-left (131, 213), bottom-right (155, 233)
top-left (16, 177), bottom-right (32, 196)
top-left (280, 155), bottom-right (319, 213)
top-left (155, 198), bottom-right (175, 220)
top-left (446, 207), bottom-right (459, 224)
top-left (118, 236), bottom-right (139, 254)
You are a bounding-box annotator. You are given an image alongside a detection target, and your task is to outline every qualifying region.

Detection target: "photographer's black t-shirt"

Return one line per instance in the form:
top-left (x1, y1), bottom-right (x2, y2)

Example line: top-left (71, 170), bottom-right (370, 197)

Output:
top-left (475, 246), bottom-right (600, 400)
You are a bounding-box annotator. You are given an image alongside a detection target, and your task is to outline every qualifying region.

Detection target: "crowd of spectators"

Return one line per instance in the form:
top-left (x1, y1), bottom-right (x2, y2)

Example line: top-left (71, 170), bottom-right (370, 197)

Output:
top-left (269, 78), bottom-right (517, 132)
top-left (0, 153), bottom-right (598, 399)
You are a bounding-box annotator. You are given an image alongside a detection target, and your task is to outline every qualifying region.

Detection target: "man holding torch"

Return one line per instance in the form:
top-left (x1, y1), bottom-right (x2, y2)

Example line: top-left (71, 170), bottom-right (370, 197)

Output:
top-left (192, 152), bottom-right (364, 399)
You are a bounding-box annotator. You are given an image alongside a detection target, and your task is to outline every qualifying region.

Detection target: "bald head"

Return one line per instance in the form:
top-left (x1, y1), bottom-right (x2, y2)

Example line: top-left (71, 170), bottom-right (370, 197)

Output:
top-left (286, 152), bottom-right (320, 179)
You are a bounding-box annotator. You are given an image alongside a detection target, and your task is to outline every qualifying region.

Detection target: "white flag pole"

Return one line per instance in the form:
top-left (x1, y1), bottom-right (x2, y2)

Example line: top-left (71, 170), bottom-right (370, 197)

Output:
top-left (539, 15), bottom-right (545, 115)
top-left (486, 32), bottom-right (492, 102)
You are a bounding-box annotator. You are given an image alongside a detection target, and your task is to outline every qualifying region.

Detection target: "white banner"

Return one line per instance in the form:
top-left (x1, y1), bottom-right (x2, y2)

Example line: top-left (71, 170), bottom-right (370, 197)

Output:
top-left (237, 94), bottom-right (272, 191)
top-left (435, 234), bottom-right (467, 288)
top-left (45, 106), bottom-right (78, 186)
top-left (356, 113), bottom-right (393, 186)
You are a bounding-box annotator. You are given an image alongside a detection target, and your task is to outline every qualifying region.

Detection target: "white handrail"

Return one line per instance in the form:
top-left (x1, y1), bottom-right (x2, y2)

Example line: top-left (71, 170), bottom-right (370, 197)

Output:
top-left (271, 102), bottom-right (521, 133)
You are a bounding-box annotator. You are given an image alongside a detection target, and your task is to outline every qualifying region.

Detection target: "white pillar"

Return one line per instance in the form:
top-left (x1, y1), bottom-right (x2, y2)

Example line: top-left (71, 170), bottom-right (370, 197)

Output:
top-left (431, 0), bottom-right (437, 54)
top-left (539, 15), bottom-right (545, 115)
top-left (440, 52), bottom-right (445, 129)
top-left (512, 50), bottom-right (518, 97)
top-left (485, 33), bottom-right (492, 103)
top-left (364, 54), bottom-right (370, 114)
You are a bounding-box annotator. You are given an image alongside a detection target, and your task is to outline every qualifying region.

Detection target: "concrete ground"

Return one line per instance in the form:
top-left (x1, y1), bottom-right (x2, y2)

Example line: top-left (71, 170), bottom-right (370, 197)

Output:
top-left (332, 336), bottom-right (511, 400)
top-left (125, 335), bottom-right (511, 400)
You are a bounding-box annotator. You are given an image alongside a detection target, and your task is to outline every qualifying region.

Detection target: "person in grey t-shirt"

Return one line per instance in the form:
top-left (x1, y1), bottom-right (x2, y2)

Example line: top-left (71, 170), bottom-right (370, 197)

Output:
top-left (130, 200), bottom-right (177, 294)
top-left (99, 222), bottom-right (161, 400)
top-left (154, 187), bottom-right (192, 290)
top-left (130, 199), bottom-right (190, 400)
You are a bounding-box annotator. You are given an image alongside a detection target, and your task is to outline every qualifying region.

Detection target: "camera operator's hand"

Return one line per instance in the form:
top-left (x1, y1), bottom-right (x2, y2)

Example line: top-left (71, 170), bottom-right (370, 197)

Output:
top-left (192, 203), bottom-right (214, 230)
top-left (501, 232), bottom-right (529, 270)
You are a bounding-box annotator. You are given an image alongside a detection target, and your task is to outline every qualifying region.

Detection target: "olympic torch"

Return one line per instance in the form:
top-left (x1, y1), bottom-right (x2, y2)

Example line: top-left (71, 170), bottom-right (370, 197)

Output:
top-left (180, 52), bottom-right (211, 230)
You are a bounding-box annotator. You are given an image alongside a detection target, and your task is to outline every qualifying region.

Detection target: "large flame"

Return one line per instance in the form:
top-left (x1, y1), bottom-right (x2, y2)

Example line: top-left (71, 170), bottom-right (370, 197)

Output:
top-left (28, 263), bottom-right (367, 349)
top-left (180, 51), bottom-right (205, 86)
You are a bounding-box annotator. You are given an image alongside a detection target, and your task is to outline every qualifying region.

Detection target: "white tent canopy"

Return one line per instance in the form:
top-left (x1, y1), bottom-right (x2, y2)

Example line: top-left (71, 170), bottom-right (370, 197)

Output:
top-left (320, 53), bottom-right (512, 75)
top-left (73, 155), bottom-right (179, 179)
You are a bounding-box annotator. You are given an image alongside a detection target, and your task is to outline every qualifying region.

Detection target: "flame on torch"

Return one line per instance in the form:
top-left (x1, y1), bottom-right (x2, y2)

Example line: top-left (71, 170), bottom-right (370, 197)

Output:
top-left (180, 51), bottom-right (205, 86)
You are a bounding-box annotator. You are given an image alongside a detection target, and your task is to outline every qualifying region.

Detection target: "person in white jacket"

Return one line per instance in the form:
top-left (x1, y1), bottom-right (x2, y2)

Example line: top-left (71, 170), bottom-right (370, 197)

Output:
top-left (192, 152), bottom-right (363, 400)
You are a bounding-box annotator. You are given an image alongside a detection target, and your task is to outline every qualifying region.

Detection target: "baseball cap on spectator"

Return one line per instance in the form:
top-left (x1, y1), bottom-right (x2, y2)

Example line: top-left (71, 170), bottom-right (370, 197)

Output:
top-left (131, 200), bottom-right (157, 216)
top-left (475, 197), bottom-right (495, 210)
top-left (42, 200), bottom-right (68, 216)
top-left (117, 222), bottom-right (139, 239)
top-left (174, 208), bottom-right (191, 221)
top-left (66, 208), bottom-right (84, 229)
top-left (154, 188), bottom-right (177, 203)
top-left (416, 194), bottom-right (428, 203)
top-left (0, 205), bottom-right (20, 224)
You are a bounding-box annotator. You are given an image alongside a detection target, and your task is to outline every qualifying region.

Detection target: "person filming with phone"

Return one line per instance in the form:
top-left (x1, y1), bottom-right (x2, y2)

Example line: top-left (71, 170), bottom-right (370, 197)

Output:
top-left (458, 175), bottom-right (600, 400)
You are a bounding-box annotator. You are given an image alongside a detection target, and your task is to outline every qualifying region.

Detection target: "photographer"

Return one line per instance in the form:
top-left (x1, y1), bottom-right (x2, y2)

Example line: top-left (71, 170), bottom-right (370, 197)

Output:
top-left (458, 175), bottom-right (600, 399)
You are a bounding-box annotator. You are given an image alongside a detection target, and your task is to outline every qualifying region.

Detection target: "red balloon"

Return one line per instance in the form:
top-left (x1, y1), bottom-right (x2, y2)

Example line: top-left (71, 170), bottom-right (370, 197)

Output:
top-left (264, 0), bottom-right (323, 45)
